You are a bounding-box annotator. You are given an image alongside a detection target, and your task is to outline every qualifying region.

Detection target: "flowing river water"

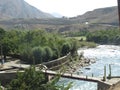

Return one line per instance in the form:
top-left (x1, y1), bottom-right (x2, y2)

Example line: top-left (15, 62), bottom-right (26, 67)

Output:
top-left (58, 45), bottom-right (120, 90)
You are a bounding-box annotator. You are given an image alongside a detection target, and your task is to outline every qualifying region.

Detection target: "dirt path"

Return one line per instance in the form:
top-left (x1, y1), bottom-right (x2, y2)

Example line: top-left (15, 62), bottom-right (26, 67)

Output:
top-left (0, 58), bottom-right (30, 70)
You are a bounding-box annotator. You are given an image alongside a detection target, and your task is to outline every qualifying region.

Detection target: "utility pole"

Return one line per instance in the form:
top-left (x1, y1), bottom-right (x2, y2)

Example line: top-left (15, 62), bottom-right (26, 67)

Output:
top-left (117, 0), bottom-right (120, 29)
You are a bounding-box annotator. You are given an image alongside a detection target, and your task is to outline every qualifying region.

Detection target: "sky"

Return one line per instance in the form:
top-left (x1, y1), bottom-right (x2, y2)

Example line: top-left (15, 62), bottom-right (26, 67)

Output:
top-left (24, 0), bottom-right (117, 17)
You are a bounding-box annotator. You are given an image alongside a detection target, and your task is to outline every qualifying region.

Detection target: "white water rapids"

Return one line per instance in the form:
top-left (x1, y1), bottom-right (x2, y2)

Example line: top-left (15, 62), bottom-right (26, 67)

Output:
top-left (57, 45), bottom-right (120, 90)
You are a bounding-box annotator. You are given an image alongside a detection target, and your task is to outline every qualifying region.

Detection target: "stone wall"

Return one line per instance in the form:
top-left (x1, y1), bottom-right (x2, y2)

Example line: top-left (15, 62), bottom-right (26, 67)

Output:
top-left (98, 78), bottom-right (120, 90)
top-left (0, 72), bottom-right (16, 86)
top-left (42, 53), bottom-right (70, 70)
top-left (97, 81), bottom-right (111, 90)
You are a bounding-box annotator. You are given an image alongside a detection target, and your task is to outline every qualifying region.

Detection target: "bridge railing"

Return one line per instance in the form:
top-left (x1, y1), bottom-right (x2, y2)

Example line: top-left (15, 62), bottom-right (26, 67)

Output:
top-left (42, 69), bottom-right (102, 83)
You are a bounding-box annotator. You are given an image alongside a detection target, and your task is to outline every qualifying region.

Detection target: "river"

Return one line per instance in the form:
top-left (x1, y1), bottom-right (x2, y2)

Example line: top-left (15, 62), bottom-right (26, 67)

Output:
top-left (58, 45), bottom-right (120, 90)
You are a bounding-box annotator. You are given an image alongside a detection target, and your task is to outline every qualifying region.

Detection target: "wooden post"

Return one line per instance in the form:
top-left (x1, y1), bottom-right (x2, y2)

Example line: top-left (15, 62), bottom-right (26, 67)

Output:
top-left (103, 66), bottom-right (106, 81)
top-left (117, 0), bottom-right (120, 29)
top-left (92, 73), bottom-right (94, 77)
top-left (108, 64), bottom-right (111, 79)
top-left (109, 64), bottom-right (111, 77)
top-left (86, 75), bottom-right (88, 79)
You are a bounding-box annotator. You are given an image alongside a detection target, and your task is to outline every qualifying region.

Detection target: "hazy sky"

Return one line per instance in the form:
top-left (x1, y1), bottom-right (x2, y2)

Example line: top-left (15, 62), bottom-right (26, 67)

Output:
top-left (24, 0), bottom-right (117, 17)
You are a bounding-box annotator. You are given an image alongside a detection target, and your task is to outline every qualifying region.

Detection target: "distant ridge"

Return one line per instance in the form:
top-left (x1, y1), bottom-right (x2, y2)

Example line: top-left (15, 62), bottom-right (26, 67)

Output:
top-left (71, 6), bottom-right (118, 25)
top-left (0, 0), bottom-right (54, 19)
top-left (0, 6), bottom-right (118, 31)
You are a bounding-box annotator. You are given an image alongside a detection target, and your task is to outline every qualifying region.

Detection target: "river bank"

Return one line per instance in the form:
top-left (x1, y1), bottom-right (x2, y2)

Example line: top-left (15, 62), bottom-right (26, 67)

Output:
top-left (62, 53), bottom-right (96, 74)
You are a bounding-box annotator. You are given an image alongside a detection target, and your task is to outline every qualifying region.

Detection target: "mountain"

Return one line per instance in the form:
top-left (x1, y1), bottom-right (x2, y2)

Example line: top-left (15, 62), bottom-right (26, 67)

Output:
top-left (0, 0), bottom-right (54, 19)
top-left (0, 6), bottom-right (118, 32)
top-left (71, 6), bottom-right (119, 26)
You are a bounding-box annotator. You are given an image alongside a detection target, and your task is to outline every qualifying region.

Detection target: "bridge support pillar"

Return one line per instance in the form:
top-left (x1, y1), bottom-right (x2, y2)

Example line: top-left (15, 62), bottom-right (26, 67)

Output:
top-left (97, 82), bottom-right (111, 90)
top-left (45, 73), bottom-right (55, 82)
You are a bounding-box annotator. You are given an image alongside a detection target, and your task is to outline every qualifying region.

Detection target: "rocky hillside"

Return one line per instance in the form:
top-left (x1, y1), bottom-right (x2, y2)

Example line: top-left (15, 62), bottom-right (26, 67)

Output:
top-left (0, 0), bottom-right (54, 19)
top-left (71, 6), bottom-right (119, 25)
top-left (0, 6), bottom-right (118, 32)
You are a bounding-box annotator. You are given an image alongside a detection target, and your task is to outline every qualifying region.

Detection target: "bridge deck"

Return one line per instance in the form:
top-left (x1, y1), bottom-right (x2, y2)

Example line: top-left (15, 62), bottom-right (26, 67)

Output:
top-left (42, 70), bottom-right (103, 83)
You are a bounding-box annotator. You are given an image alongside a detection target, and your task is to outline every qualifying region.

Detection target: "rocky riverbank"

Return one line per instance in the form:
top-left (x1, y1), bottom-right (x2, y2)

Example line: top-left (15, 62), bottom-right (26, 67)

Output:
top-left (63, 55), bottom-right (96, 74)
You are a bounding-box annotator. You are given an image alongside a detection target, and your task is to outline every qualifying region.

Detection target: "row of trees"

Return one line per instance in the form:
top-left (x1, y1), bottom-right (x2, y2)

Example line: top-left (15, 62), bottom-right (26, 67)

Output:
top-left (63, 29), bottom-right (120, 45)
top-left (86, 29), bottom-right (120, 44)
top-left (0, 28), bottom-right (78, 64)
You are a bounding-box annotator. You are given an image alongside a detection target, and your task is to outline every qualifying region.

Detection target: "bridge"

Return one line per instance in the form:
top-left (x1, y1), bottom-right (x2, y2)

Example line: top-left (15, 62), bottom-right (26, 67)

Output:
top-left (42, 69), bottom-right (113, 90)
top-left (0, 64), bottom-right (120, 90)
top-left (42, 70), bottom-right (102, 83)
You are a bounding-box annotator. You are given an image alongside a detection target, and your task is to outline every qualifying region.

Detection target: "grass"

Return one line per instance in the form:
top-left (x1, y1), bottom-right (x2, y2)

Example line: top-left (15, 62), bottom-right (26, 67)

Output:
top-left (66, 36), bottom-right (96, 48)
top-left (78, 41), bottom-right (97, 48)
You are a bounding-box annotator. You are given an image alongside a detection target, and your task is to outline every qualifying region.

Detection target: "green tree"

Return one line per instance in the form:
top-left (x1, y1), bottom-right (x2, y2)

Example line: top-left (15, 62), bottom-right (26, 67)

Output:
top-left (7, 66), bottom-right (72, 90)
top-left (0, 28), bottom-right (5, 59)
top-left (32, 46), bottom-right (45, 64)
top-left (44, 46), bottom-right (53, 62)
top-left (86, 29), bottom-right (120, 45)
top-left (0, 27), bottom-right (5, 40)
top-left (70, 40), bottom-right (78, 56)
top-left (1, 29), bottom-right (78, 64)
top-left (2, 30), bottom-right (21, 59)
top-left (52, 45), bottom-right (60, 59)
top-left (7, 66), bottom-right (47, 90)
top-left (20, 46), bottom-right (33, 64)
top-left (61, 42), bottom-right (71, 56)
